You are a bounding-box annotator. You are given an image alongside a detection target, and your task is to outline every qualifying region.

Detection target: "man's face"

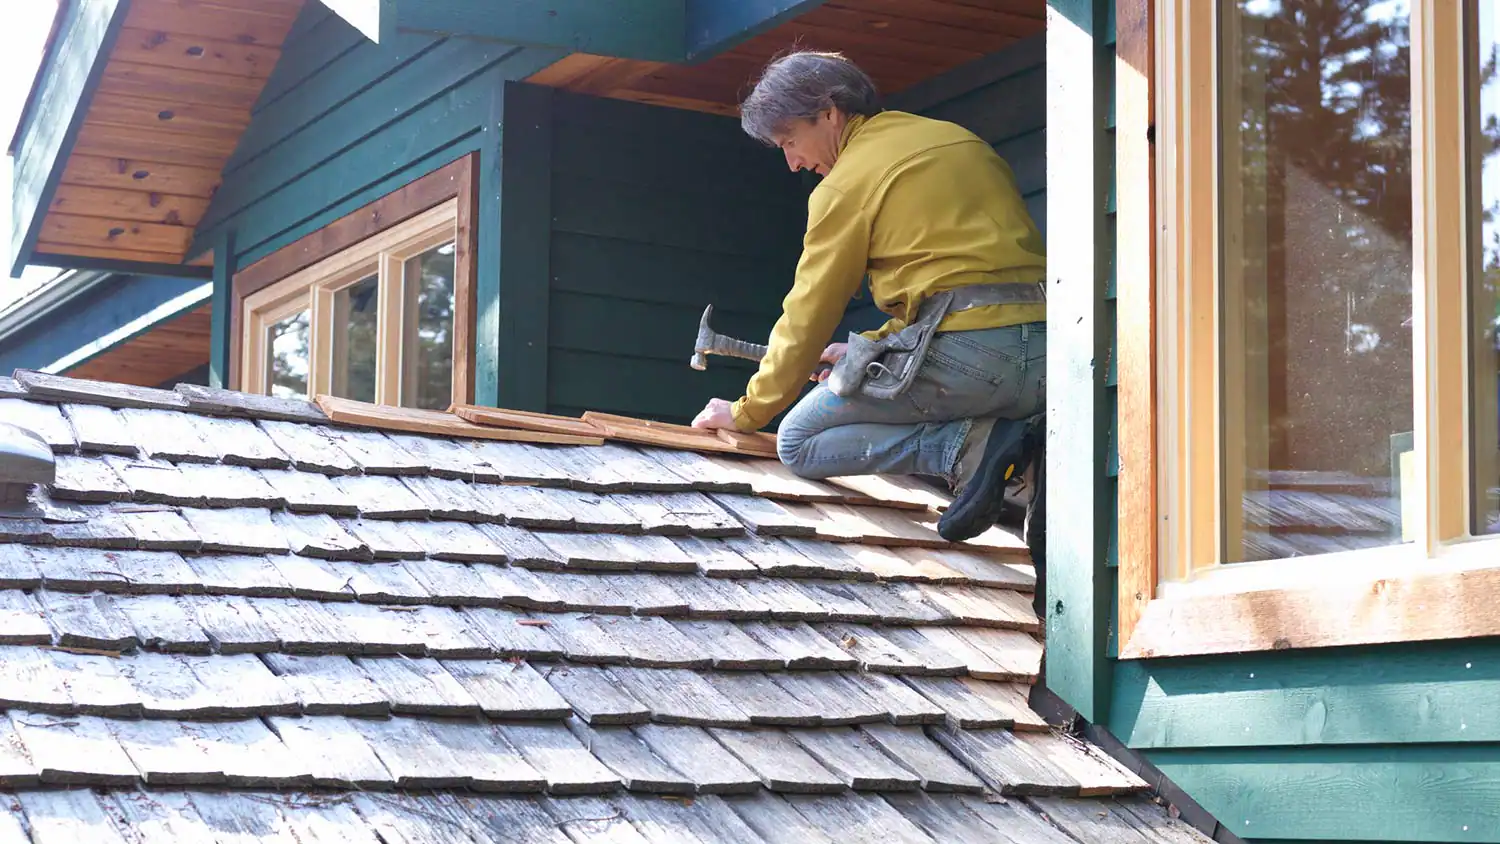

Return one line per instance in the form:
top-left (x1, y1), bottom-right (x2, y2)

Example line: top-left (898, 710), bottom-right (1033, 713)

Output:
top-left (772, 109), bottom-right (847, 176)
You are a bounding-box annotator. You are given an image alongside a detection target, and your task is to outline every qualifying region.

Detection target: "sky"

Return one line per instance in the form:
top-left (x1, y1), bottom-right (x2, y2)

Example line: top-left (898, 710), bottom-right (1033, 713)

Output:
top-left (0, 1), bottom-right (64, 309)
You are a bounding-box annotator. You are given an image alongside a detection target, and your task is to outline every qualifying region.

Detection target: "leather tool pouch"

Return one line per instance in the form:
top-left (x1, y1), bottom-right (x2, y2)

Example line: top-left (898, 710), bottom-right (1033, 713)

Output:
top-left (827, 291), bottom-right (956, 400)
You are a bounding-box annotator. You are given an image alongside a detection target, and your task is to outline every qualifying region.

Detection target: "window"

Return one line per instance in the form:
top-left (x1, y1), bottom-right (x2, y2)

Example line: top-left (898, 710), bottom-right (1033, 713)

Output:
top-left (230, 154), bottom-right (477, 410)
top-left (1117, 0), bottom-right (1491, 657)
top-left (241, 201), bottom-right (459, 410)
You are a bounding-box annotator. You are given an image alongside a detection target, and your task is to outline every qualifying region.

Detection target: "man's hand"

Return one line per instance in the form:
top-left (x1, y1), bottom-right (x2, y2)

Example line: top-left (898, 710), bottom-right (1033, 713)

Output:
top-left (810, 342), bottom-right (848, 382)
top-left (691, 398), bottom-right (737, 430)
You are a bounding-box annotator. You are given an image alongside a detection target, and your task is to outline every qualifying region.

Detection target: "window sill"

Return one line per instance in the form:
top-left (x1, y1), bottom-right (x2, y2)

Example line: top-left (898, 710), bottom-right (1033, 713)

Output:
top-left (1119, 537), bottom-right (1500, 659)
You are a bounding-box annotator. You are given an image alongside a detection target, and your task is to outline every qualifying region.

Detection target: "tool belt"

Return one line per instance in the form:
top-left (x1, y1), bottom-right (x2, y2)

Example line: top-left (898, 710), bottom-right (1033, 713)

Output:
top-left (826, 280), bottom-right (1046, 400)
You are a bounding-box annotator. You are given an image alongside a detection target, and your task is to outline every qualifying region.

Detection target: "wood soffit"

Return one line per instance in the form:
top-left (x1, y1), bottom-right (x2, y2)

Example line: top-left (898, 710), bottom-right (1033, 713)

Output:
top-left (37, 0), bottom-right (303, 269)
top-left (64, 303), bottom-right (212, 390)
top-left (527, 0), bottom-right (1047, 116)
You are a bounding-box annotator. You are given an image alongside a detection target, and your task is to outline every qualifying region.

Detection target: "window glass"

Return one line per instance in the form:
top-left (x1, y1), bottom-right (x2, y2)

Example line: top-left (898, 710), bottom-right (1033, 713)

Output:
top-left (1473, 0), bottom-right (1500, 534)
top-left (268, 310), bottom-right (310, 399)
top-left (332, 275), bottom-right (379, 403)
top-left (1220, 0), bottom-right (1414, 562)
top-left (401, 242), bottom-right (456, 410)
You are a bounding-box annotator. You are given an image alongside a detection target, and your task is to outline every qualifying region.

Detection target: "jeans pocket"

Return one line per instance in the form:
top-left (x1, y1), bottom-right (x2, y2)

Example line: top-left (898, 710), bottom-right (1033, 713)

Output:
top-left (908, 339), bottom-right (1028, 418)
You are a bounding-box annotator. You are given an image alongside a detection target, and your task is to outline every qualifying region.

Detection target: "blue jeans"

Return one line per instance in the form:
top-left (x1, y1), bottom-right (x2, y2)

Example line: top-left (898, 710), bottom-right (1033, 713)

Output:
top-left (776, 323), bottom-right (1046, 487)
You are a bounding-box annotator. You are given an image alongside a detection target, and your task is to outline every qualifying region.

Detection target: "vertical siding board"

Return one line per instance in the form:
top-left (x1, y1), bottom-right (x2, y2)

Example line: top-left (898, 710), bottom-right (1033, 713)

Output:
top-left (209, 229), bottom-right (235, 389)
top-left (474, 77), bottom-right (506, 409)
top-left (495, 81), bottom-right (555, 411)
top-left (1044, 0), bottom-right (1115, 722)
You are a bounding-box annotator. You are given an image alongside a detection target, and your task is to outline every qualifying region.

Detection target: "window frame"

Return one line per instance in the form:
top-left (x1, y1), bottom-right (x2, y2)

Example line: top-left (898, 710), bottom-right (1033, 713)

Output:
top-left (1117, 0), bottom-right (1491, 658)
top-left (229, 153), bottom-right (478, 407)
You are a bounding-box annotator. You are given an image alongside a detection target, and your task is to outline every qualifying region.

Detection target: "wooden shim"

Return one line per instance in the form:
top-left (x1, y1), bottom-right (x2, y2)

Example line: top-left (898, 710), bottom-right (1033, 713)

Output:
top-left (931, 727), bottom-right (1081, 796)
top-left (356, 657), bottom-right (481, 716)
top-left (257, 420), bottom-right (361, 474)
top-left (261, 653), bottom-right (389, 717)
top-left (859, 724), bottom-right (986, 794)
top-left (317, 395), bottom-right (604, 445)
top-left (495, 721), bottom-right (622, 794)
top-left (541, 665), bottom-right (650, 725)
top-left (632, 723), bottom-right (762, 795)
top-left (0, 399), bottom-right (77, 452)
top-left (454, 402), bottom-right (603, 437)
top-left (422, 717), bottom-right (548, 793)
top-left (670, 619), bottom-right (783, 670)
top-left (703, 671), bottom-right (822, 727)
top-left (262, 468), bottom-right (362, 515)
top-left (11, 711), bottom-right (138, 786)
top-left (707, 727), bottom-right (846, 794)
top-left (174, 383), bottom-right (328, 423)
top-left (61, 404), bottom-right (137, 454)
top-left (566, 720), bottom-right (695, 794)
top-left (581, 411), bottom-right (772, 457)
top-left (441, 660), bottom-right (572, 719)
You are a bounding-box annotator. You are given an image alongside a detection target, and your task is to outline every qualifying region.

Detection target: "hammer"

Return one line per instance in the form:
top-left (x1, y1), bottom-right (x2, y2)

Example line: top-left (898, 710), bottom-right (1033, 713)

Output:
top-left (690, 304), bottom-right (833, 377)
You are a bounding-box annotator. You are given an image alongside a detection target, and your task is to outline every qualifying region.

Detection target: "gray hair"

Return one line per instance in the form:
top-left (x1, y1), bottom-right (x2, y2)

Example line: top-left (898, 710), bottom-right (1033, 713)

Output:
top-left (740, 51), bottom-right (881, 145)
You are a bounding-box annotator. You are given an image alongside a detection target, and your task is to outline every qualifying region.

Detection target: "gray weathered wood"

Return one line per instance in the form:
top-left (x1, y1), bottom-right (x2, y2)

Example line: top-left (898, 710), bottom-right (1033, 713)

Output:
top-left (181, 652), bottom-right (299, 715)
top-left (324, 427), bottom-right (426, 474)
top-left (665, 573), bottom-right (768, 620)
top-left (842, 583), bottom-right (950, 626)
top-left (50, 454), bottom-right (129, 502)
top-left (104, 456), bottom-right (205, 505)
top-left (0, 398), bottom-right (76, 452)
top-left (175, 383), bottom-right (327, 423)
top-left (612, 667), bottom-right (750, 727)
top-left (454, 794), bottom-right (574, 843)
top-left (671, 535), bottom-right (757, 577)
top-left (908, 626), bottom-right (1021, 682)
top-left (542, 665), bottom-right (649, 725)
top-left (548, 489), bottom-right (643, 534)
top-left (538, 532), bottom-right (643, 572)
top-left (192, 413), bottom-right (291, 468)
top-left (113, 652), bottom-right (222, 718)
top-left (350, 792), bottom-right (479, 843)
top-left (441, 659), bottom-right (571, 719)
top-left (631, 723), bottom-right (759, 795)
top-left (597, 615), bottom-right (711, 669)
top-left (61, 403), bottom-right (138, 454)
top-left (932, 726), bottom-right (1080, 796)
top-left (563, 572), bottom-right (690, 616)
top-left (259, 420), bottom-right (360, 474)
top-left (118, 594), bottom-right (213, 653)
top-left (182, 717), bottom-right (311, 786)
top-left (742, 622), bottom-right (858, 669)
top-left (815, 623), bottom-right (927, 674)
top-left (346, 518), bottom-right (426, 559)
top-left (424, 717), bottom-right (547, 792)
top-left (1025, 797), bottom-right (1160, 842)
top-left (0, 645), bottom-right (73, 711)
top-left (710, 494), bottom-right (818, 537)
top-left (335, 473), bottom-right (428, 517)
top-left (708, 727), bottom-right (846, 794)
top-left (329, 560), bottom-right (431, 603)
top-left (388, 432), bottom-right (493, 480)
top-left (703, 672), bottom-right (822, 727)
top-left (590, 444), bottom-right (696, 491)
top-left (531, 572), bottom-right (630, 614)
top-left (496, 721), bottom-right (622, 794)
top-left (267, 791), bottom-right (388, 844)
top-left (779, 537), bottom-right (873, 579)
top-left (967, 793), bottom-right (1091, 843)
top-left (953, 626), bottom-right (1045, 681)
top-left (462, 607), bottom-right (565, 658)
top-left (34, 544), bottom-right (134, 593)
top-left (273, 510), bottom-right (372, 559)
top-left (25, 501), bottom-right (133, 549)
top-left (37, 590), bottom-right (137, 651)
top-left (669, 619), bottom-right (782, 670)
top-left (876, 628), bottom-right (970, 676)
top-left (267, 554), bottom-right (356, 601)
top-left (254, 597), bottom-right (359, 654)
top-left (918, 583), bottom-right (1040, 633)
top-left (546, 612), bottom-right (631, 664)
top-left (895, 547), bottom-right (1036, 591)
top-left (616, 492), bottom-right (743, 537)
top-left (541, 795), bottom-right (651, 844)
top-left (471, 440), bottom-right (574, 485)
top-left (108, 791), bottom-right (223, 844)
top-left (402, 475), bottom-right (489, 521)
top-left (46, 649), bottom-right (140, 718)
top-left (797, 581), bottom-right (881, 623)
top-left (526, 445), bottom-right (628, 491)
top-left (261, 468), bottom-right (361, 515)
top-left (181, 506), bottom-right (289, 554)
top-left (846, 672), bottom-right (947, 726)
top-left (0, 545), bottom-right (42, 588)
top-left (181, 594), bottom-right (279, 653)
top-left (404, 520), bottom-right (509, 562)
top-left (1111, 797), bottom-right (1218, 843)
top-left (117, 407), bottom-right (217, 463)
top-left (624, 793), bottom-right (765, 842)
top-left (356, 656), bottom-right (480, 715)
top-left (403, 560), bottom-right (499, 605)
top-left (860, 724), bottom-right (985, 793)
top-left (789, 728), bottom-right (921, 791)
top-left (111, 718), bottom-right (225, 786)
top-left (566, 719), bottom-right (694, 794)
top-left (478, 563), bottom-right (568, 610)
top-left (770, 672), bottom-right (887, 726)
top-left (476, 523), bottom-right (566, 568)
top-left (389, 605), bottom-right (494, 658)
top-left (900, 676), bottom-right (1017, 729)
top-left (186, 553), bottom-right (294, 597)
top-left (19, 789), bottom-right (135, 843)
top-left (879, 792), bottom-right (1026, 844)
top-left (182, 792), bottom-right (300, 843)
top-left (352, 716), bottom-right (470, 788)
top-left (115, 505), bottom-right (202, 551)
top-left (735, 578), bottom-right (830, 621)
top-left (641, 447), bottom-right (754, 492)
top-left (720, 792), bottom-right (836, 843)
top-left (110, 549), bottom-right (203, 594)
top-left (0, 590), bottom-right (55, 645)
top-left (329, 601), bottom-right (434, 655)
top-left (475, 482), bottom-right (575, 528)
top-left (11, 711), bottom-right (139, 785)
top-left (261, 653), bottom-right (389, 716)
top-left (783, 794), bottom-right (939, 844)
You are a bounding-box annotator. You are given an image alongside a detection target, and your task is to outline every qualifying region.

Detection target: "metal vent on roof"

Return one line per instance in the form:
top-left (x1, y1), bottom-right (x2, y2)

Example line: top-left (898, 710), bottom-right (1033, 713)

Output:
top-left (0, 421), bottom-right (54, 520)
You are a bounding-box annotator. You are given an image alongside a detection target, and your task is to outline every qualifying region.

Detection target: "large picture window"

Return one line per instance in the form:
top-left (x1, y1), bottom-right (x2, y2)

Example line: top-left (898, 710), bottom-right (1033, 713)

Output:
top-left (229, 155), bottom-right (476, 410)
top-left (1117, 0), bottom-right (1495, 657)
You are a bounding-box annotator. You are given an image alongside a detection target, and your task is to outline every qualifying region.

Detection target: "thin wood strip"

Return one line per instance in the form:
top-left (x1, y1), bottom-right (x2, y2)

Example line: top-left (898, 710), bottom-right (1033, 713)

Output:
top-left (313, 395), bottom-right (603, 446)
top-left (581, 411), bottom-right (779, 458)
top-left (452, 403), bottom-right (601, 437)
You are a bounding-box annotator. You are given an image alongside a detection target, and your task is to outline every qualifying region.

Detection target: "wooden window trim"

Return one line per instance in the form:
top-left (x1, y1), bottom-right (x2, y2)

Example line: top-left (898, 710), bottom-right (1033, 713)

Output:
top-left (230, 153), bottom-right (478, 404)
top-left (1118, 0), bottom-right (1491, 659)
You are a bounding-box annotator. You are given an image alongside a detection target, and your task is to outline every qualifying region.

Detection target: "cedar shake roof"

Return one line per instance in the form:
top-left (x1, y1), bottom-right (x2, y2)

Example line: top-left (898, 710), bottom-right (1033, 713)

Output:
top-left (0, 370), bottom-right (1210, 843)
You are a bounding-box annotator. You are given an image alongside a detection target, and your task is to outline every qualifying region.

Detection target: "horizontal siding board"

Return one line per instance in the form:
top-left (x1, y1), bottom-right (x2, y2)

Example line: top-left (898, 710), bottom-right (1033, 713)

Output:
top-left (886, 34), bottom-right (1044, 114)
top-left (0, 274), bottom-right (203, 374)
top-left (254, 5), bottom-right (361, 112)
top-left (1112, 641), bottom-right (1500, 750)
top-left (920, 66), bottom-right (1046, 147)
top-left (1149, 745), bottom-right (1500, 842)
top-left (199, 38), bottom-right (523, 240)
top-left (548, 290), bottom-right (775, 365)
top-left (995, 129), bottom-right (1046, 196)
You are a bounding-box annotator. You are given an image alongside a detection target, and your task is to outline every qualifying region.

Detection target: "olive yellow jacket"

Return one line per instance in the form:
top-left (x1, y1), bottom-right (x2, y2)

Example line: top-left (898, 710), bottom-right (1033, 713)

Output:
top-left (729, 110), bottom-right (1047, 432)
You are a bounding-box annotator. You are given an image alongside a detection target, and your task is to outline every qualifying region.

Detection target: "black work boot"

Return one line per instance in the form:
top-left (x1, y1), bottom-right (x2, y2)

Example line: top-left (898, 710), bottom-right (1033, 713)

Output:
top-left (938, 414), bottom-right (1044, 542)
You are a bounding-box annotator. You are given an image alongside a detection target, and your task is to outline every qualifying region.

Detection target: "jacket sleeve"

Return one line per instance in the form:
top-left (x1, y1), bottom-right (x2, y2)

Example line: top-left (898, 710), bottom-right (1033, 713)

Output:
top-left (730, 184), bottom-right (871, 432)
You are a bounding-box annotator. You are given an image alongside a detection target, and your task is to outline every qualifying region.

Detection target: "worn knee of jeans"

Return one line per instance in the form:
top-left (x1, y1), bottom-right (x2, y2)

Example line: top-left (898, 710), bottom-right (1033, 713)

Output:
top-left (777, 422), bottom-right (813, 473)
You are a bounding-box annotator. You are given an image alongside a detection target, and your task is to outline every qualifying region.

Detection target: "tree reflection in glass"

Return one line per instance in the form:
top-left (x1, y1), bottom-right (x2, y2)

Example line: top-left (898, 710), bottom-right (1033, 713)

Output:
top-left (402, 242), bottom-right (456, 410)
top-left (268, 310), bottom-right (310, 399)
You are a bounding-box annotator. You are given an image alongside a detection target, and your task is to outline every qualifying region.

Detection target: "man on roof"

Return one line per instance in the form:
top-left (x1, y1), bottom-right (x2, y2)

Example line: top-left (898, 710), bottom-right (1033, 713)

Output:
top-left (691, 50), bottom-right (1046, 543)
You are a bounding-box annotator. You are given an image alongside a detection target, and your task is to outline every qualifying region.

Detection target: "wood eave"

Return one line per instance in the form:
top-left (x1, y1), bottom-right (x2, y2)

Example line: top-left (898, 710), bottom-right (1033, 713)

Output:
top-left (13, 0), bottom-right (304, 276)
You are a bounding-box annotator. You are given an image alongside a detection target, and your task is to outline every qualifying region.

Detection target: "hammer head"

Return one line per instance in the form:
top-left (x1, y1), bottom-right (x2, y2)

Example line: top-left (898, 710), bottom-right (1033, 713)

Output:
top-left (690, 304), bottom-right (715, 370)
